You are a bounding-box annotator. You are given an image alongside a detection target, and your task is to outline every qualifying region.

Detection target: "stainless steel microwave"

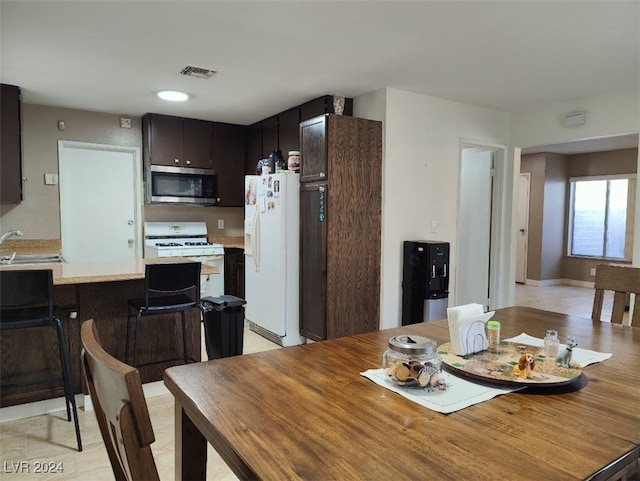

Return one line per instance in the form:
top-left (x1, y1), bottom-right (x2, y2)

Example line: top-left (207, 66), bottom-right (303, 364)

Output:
top-left (147, 165), bottom-right (217, 206)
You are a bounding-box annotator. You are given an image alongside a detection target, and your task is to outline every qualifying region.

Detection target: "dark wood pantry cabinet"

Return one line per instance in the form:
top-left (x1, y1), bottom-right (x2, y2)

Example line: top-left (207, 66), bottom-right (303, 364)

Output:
top-left (299, 114), bottom-right (382, 341)
top-left (143, 113), bottom-right (213, 169)
top-left (1, 84), bottom-right (23, 204)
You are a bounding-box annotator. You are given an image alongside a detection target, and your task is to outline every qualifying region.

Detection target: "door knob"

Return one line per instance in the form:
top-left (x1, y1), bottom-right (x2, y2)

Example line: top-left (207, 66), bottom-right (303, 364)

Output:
top-left (128, 239), bottom-right (134, 247)
top-left (128, 220), bottom-right (134, 226)
top-left (519, 228), bottom-right (526, 233)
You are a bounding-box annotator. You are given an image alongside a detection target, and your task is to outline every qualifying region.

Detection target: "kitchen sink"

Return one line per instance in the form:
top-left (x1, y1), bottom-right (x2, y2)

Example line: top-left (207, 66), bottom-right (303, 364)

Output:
top-left (0, 253), bottom-right (65, 265)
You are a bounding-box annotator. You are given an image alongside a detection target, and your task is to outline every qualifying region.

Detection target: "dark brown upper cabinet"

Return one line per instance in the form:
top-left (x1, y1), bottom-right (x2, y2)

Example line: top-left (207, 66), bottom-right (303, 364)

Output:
top-left (300, 95), bottom-right (353, 123)
top-left (261, 115), bottom-right (278, 158)
top-left (246, 121), bottom-right (262, 174)
top-left (299, 115), bottom-right (329, 183)
top-left (143, 113), bottom-right (213, 169)
top-left (213, 122), bottom-right (246, 207)
top-left (1, 84), bottom-right (23, 204)
top-left (278, 108), bottom-right (301, 159)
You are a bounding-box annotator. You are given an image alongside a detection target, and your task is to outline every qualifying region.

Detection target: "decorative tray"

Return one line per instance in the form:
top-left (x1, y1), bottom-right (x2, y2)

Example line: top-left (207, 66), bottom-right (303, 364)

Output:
top-left (438, 341), bottom-right (583, 387)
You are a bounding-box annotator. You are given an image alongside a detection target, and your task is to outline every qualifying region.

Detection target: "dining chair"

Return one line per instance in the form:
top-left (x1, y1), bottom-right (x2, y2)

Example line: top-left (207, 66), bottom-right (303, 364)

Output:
top-left (592, 264), bottom-right (640, 327)
top-left (81, 318), bottom-right (160, 481)
top-left (125, 262), bottom-right (204, 368)
top-left (0, 269), bottom-right (82, 451)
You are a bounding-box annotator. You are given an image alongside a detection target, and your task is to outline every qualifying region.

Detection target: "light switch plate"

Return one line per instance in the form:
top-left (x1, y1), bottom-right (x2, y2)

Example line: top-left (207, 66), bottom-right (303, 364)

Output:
top-left (217, 219), bottom-right (225, 229)
top-left (120, 117), bottom-right (132, 129)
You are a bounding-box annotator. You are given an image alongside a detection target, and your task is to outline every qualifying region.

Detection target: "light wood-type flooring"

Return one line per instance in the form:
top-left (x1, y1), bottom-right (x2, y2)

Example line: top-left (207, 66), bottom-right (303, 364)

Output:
top-left (0, 284), bottom-right (613, 480)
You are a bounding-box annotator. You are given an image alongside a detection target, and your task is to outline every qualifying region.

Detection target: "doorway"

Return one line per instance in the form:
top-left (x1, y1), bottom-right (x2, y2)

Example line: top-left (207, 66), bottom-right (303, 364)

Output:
top-left (516, 173), bottom-right (530, 283)
top-left (58, 141), bottom-right (143, 262)
top-left (457, 139), bottom-right (509, 310)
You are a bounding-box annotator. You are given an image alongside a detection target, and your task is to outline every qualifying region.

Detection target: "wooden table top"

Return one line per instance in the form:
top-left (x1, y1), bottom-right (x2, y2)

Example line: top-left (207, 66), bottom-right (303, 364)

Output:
top-left (163, 307), bottom-right (640, 481)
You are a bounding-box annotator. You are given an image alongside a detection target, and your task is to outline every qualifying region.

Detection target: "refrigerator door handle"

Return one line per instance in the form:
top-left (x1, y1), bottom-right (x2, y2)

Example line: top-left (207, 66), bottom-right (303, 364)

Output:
top-left (251, 206), bottom-right (260, 272)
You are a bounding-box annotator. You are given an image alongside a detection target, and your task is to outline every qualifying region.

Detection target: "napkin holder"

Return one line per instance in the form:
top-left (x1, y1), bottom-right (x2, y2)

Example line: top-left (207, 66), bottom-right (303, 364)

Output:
top-left (447, 303), bottom-right (495, 356)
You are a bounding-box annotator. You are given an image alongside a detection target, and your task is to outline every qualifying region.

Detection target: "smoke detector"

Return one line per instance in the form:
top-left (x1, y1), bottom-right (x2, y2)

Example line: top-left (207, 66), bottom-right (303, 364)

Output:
top-left (180, 66), bottom-right (217, 79)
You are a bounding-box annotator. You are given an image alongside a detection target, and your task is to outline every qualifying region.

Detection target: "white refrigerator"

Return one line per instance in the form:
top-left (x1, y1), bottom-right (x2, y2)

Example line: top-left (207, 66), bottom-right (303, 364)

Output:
top-left (244, 173), bottom-right (305, 346)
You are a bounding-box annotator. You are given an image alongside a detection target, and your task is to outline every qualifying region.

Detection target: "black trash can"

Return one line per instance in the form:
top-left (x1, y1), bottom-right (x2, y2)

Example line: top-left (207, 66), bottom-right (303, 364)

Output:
top-left (201, 295), bottom-right (246, 360)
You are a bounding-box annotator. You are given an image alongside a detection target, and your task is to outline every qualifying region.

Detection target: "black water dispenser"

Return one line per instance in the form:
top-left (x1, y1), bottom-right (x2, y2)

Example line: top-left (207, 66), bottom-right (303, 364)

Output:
top-left (401, 241), bottom-right (449, 325)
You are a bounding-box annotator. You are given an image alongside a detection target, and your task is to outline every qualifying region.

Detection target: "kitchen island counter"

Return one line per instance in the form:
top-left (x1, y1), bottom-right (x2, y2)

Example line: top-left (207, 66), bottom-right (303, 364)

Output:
top-left (0, 256), bottom-right (218, 284)
top-left (1, 256), bottom-right (213, 407)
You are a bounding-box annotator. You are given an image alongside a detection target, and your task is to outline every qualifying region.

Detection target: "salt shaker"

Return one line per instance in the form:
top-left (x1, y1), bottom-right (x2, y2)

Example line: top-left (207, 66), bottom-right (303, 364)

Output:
top-left (486, 320), bottom-right (501, 353)
top-left (544, 329), bottom-right (560, 358)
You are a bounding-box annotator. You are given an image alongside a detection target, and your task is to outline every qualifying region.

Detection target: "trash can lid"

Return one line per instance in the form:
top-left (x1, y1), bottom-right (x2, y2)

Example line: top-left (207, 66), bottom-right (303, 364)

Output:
top-left (202, 295), bottom-right (247, 308)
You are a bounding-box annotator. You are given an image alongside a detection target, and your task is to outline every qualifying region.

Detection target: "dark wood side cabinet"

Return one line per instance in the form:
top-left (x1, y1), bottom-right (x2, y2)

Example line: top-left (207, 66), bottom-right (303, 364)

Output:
top-left (224, 248), bottom-right (245, 299)
top-left (213, 122), bottom-right (246, 206)
top-left (1, 84), bottom-right (23, 204)
top-left (143, 113), bottom-right (213, 169)
top-left (299, 114), bottom-right (382, 341)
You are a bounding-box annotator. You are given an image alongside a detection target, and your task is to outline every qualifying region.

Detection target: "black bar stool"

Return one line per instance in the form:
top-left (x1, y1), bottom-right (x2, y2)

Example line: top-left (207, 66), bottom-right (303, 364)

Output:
top-left (0, 269), bottom-right (82, 452)
top-left (126, 262), bottom-right (204, 369)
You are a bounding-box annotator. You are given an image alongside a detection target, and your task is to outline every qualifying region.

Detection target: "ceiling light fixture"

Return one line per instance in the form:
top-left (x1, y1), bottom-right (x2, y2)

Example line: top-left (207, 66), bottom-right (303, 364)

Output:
top-left (156, 90), bottom-right (190, 102)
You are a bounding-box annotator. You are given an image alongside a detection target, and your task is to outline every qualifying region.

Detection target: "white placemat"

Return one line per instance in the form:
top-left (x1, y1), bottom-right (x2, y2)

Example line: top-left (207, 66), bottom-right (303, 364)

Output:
top-left (360, 368), bottom-right (522, 414)
top-left (503, 333), bottom-right (612, 367)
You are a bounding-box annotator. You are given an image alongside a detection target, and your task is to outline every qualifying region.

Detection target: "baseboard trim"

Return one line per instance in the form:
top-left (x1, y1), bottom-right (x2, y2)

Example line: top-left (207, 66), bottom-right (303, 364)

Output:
top-left (524, 278), bottom-right (594, 289)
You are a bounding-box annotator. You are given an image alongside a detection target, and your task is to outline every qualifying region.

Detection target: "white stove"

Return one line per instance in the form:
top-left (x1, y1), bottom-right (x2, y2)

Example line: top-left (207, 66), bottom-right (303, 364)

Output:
top-left (144, 222), bottom-right (224, 257)
top-left (144, 222), bottom-right (225, 297)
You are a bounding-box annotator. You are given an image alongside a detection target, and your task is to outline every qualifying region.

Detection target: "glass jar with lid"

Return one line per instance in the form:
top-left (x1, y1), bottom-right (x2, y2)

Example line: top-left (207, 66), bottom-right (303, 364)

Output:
top-left (544, 329), bottom-right (560, 358)
top-left (382, 335), bottom-right (445, 391)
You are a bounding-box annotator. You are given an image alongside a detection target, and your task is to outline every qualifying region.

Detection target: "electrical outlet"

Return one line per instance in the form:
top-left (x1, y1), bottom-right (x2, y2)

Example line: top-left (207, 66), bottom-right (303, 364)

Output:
top-left (590, 268), bottom-right (596, 276)
top-left (431, 219), bottom-right (439, 233)
top-left (217, 219), bottom-right (224, 229)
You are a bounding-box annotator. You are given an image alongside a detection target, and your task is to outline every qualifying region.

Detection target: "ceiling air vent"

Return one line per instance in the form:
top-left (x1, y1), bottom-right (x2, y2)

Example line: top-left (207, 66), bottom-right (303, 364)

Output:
top-left (180, 66), bottom-right (217, 79)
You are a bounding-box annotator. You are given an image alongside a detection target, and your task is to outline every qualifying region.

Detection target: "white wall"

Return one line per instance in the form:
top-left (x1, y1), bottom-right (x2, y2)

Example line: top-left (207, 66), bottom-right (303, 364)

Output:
top-left (511, 89), bottom-right (639, 149)
top-left (356, 87), bottom-right (512, 329)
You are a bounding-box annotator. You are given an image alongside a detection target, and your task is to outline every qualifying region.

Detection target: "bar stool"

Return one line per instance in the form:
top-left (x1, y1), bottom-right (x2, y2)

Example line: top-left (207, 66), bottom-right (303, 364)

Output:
top-left (126, 262), bottom-right (204, 369)
top-left (0, 269), bottom-right (82, 452)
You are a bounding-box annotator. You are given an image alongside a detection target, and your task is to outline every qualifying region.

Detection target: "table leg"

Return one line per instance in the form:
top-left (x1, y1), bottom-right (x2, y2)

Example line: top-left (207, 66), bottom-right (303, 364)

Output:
top-left (174, 400), bottom-right (207, 481)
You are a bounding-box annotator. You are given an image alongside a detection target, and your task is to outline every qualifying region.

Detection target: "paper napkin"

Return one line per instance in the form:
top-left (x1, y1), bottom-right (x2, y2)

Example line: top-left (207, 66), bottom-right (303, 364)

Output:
top-left (360, 368), bottom-right (521, 414)
top-left (503, 333), bottom-right (612, 367)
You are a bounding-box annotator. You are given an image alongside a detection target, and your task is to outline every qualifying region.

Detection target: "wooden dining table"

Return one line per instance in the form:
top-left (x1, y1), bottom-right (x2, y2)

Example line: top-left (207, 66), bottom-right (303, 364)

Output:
top-left (163, 306), bottom-right (640, 481)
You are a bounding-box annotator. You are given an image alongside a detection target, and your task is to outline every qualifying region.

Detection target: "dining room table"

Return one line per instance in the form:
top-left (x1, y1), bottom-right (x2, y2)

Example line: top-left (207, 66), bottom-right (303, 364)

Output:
top-left (163, 306), bottom-right (640, 481)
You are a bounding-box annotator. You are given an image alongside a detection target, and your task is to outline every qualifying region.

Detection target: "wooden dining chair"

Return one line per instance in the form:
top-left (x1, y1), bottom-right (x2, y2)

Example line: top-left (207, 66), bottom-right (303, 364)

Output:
top-left (81, 319), bottom-right (160, 481)
top-left (592, 264), bottom-right (640, 328)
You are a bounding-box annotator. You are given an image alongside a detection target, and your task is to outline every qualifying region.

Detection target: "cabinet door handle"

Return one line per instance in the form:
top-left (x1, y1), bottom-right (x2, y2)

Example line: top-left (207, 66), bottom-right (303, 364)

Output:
top-left (186, 159), bottom-right (191, 165)
top-left (174, 158), bottom-right (180, 164)
top-left (319, 187), bottom-right (325, 222)
top-left (319, 171), bottom-right (326, 178)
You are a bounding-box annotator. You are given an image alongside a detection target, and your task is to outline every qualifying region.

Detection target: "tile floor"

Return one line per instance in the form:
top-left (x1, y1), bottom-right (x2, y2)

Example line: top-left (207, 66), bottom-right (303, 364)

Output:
top-left (0, 285), bottom-right (615, 479)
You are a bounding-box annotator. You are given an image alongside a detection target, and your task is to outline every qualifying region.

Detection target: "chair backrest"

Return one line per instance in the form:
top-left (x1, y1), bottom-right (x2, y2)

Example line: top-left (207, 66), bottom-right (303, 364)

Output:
top-left (81, 319), bottom-right (160, 481)
top-left (0, 269), bottom-right (53, 308)
top-left (592, 264), bottom-right (640, 328)
top-left (146, 261), bottom-right (201, 295)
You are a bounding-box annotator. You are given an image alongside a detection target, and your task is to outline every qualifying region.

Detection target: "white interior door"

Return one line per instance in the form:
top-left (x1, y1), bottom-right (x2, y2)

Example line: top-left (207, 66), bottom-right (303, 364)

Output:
top-left (457, 148), bottom-right (494, 308)
top-left (516, 173), bottom-right (530, 283)
top-left (58, 141), bottom-right (142, 262)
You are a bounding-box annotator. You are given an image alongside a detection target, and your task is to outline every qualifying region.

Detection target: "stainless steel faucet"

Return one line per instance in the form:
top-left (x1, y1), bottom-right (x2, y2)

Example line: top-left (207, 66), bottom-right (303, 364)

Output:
top-left (0, 230), bottom-right (24, 245)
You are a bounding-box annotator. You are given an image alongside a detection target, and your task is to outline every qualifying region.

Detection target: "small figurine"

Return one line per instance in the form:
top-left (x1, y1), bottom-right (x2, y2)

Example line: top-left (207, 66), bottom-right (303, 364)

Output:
top-left (513, 352), bottom-right (536, 378)
top-left (556, 336), bottom-right (578, 368)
